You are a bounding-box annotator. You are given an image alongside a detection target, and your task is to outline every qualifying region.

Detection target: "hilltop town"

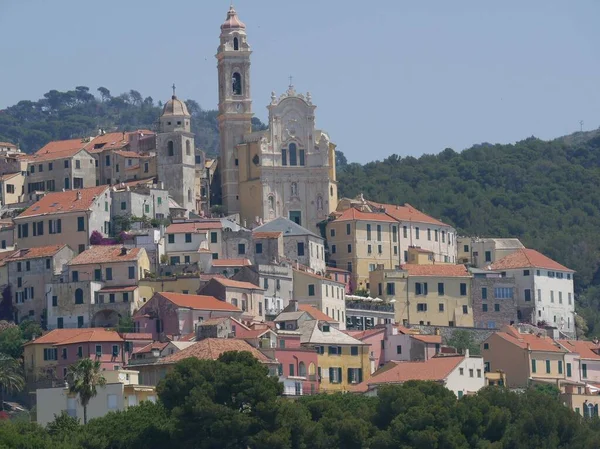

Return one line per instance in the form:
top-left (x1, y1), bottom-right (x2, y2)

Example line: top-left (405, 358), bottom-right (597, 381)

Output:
top-left (0, 5), bottom-right (599, 433)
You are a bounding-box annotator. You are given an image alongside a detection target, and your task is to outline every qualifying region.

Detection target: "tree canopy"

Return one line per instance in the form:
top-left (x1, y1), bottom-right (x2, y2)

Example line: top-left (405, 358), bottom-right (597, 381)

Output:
top-left (1, 351), bottom-right (600, 448)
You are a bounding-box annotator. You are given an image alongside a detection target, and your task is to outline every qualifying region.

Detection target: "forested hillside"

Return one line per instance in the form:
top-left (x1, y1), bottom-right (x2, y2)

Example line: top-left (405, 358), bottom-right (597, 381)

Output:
top-left (0, 87), bottom-right (266, 155)
top-left (337, 131), bottom-right (600, 335)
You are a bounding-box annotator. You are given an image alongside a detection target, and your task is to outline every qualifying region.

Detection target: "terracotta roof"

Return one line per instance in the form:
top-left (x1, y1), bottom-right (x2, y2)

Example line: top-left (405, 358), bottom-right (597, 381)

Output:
top-left (237, 328), bottom-right (272, 339)
top-left (252, 231), bottom-right (282, 239)
top-left (69, 246), bottom-right (143, 265)
top-left (0, 251), bottom-right (17, 267)
top-left (489, 248), bottom-right (574, 272)
top-left (409, 247), bottom-right (434, 254)
top-left (121, 333), bottom-right (153, 341)
top-left (365, 356), bottom-right (464, 386)
top-left (493, 327), bottom-right (567, 353)
top-left (332, 207), bottom-right (397, 223)
top-left (157, 292), bottom-right (241, 311)
top-left (27, 148), bottom-right (89, 162)
top-left (212, 277), bottom-right (263, 290)
top-left (368, 201), bottom-right (447, 227)
top-left (298, 304), bottom-right (337, 323)
top-left (97, 285), bottom-right (138, 293)
top-left (35, 138), bottom-right (85, 155)
top-left (559, 340), bottom-right (600, 360)
top-left (113, 150), bottom-right (140, 158)
top-left (166, 221), bottom-right (222, 233)
top-left (54, 329), bottom-right (123, 345)
top-left (327, 267), bottom-right (351, 274)
top-left (133, 342), bottom-right (169, 355)
top-left (159, 338), bottom-right (269, 364)
top-left (411, 334), bottom-right (443, 344)
top-left (178, 332), bottom-right (197, 342)
top-left (293, 268), bottom-right (345, 284)
top-left (25, 329), bottom-right (90, 346)
top-left (345, 328), bottom-right (385, 340)
top-left (7, 245), bottom-right (66, 261)
top-left (400, 264), bottom-right (470, 277)
top-left (83, 132), bottom-right (132, 152)
top-left (17, 185), bottom-right (109, 218)
top-left (211, 258), bottom-right (252, 267)
top-left (221, 5), bottom-right (246, 30)
top-left (0, 172), bottom-right (20, 182)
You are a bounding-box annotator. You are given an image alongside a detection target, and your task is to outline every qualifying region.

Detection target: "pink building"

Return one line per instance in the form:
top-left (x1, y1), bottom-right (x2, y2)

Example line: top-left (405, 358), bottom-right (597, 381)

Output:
top-left (274, 331), bottom-right (319, 395)
top-left (346, 328), bottom-right (386, 372)
top-left (327, 267), bottom-right (352, 294)
top-left (133, 292), bottom-right (243, 340)
top-left (53, 329), bottom-right (126, 380)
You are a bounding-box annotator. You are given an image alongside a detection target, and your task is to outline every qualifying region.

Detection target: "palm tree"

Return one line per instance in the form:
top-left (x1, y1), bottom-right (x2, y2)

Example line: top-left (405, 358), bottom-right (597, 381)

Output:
top-left (67, 358), bottom-right (106, 424)
top-left (0, 354), bottom-right (25, 411)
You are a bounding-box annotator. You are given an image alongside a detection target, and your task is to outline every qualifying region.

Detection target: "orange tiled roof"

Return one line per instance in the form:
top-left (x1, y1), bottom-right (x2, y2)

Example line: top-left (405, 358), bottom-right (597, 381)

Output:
top-left (367, 356), bottom-right (464, 385)
top-left (35, 138), bottom-right (85, 155)
top-left (411, 334), bottom-right (443, 344)
top-left (69, 246), bottom-right (143, 265)
top-left (326, 267), bottom-right (350, 274)
top-left (158, 292), bottom-right (241, 311)
top-left (27, 148), bottom-right (90, 163)
top-left (345, 328), bottom-right (385, 340)
top-left (166, 221), bottom-right (222, 233)
top-left (17, 185), bottom-right (109, 218)
top-left (400, 264), bottom-right (470, 277)
top-left (293, 268), bottom-right (345, 284)
top-left (0, 172), bottom-right (20, 182)
top-left (97, 285), bottom-right (138, 293)
top-left (559, 340), bottom-right (600, 360)
top-left (489, 248), bottom-right (573, 272)
top-left (24, 329), bottom-right (90, 346)
top-left (113, 150), bottom-right (140, 158)
top-left (54, 329), bottom-right (123, 345)
top-left (494, 326), bottom-right (567, 353)
top-left (7, 245), bottom-right (67, 261)
top-left (333, 207), bottom-right (397, 223)
top-left (368, 201), bottom-right (447, 227)
top-left (211, 258), bottom-right (252, 267)
top-left (212, 277), bottom-right (263, 290)
top-left (252, 231), bottom-right (282, 239)
top-left (298, 304), bottom-right (337, 323)
top-left (158, 338), bottom-right (269, 364)
top-left (121, 333), bottom-right (152, 341)
top-left (133, 341), bottom-right (169, 355)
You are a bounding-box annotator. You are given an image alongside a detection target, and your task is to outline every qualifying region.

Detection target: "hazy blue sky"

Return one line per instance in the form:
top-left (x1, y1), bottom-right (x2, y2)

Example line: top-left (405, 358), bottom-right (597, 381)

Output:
top-left (1, 0), bottom-right (599, 162)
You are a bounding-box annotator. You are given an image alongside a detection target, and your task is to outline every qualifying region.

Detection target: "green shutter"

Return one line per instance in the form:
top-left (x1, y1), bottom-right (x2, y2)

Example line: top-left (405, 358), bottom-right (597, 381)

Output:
top-left (329, 367), bottom-right (334, 383)
top-left (358, 368), bottom-right (363, 383)
top-left (531, 359), bottom-right (536, 373)
top-left (338, 367), bottom-right (343, 384)
top-left (567, 363), bottom-right (572, 377)
top-left (558, 361), bottom-right (563, 374)
top-left (347, 368), bottom-right (352, 383)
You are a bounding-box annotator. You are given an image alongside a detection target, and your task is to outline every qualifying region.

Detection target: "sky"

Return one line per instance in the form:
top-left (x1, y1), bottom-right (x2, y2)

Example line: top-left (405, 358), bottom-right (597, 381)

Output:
top-left (1, 0), bottom-right (599, 163)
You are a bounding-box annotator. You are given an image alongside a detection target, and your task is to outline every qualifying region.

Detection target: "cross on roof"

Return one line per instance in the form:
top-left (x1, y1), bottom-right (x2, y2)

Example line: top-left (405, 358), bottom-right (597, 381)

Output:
top-left (288, 75), bottom-right (293, 87)
top-left (172, 83), bottom-right (176, 97)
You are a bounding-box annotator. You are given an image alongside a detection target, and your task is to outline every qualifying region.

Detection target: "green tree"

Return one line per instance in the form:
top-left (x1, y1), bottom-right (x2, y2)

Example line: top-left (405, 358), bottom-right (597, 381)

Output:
top-left (0, 325), bottom-right (24, 359)
top-left (67, 358), bottom-right (106, 424)
top-left (446, 330), bottom-right (481, 355)
top-left (0, 355), bottom-right (25, 411)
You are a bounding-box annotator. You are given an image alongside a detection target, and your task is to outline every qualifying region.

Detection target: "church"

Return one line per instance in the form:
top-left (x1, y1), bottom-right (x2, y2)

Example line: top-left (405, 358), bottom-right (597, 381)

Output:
top-left (216, 6), bottom-right (338, 233)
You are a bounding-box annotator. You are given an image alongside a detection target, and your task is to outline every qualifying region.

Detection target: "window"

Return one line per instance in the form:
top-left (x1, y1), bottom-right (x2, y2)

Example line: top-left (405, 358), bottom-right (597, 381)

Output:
top-left (289, 143), bottom-right (297, 166)
top-left (308, 284), bottom-right (315, 296)
top-left (72, 271), bottom-right (79, 282)
top-left (347, 244), bottom-right (352, 253)
top-left (167, 141), bottom-right (174, 156)
top-left (367, 244), bottom-right (372, 254)
top-left (438, 283), bottom-right (444, 295)
top-left (366, 224), bottom-right (371, 240)
top-left (128, 266), bottom-right (135, 279)
top-left (167, 234), bottom-right (175, 244)
top-left (482, 304), bottom-right (488, 312)
top-left (386, 282), bottom-right (395, 295)
top-left (392, 226), bottom-right (397, 242)
top-left (376, 224), bottom-right (382, 241)
top-left (57, 317), bottom-right (64, 328)
top-left (297, 242), bottom-right (304, 256)
top-left (106, 268), bottom-right (113, 281)
top-left (209, 232), bottom-right (218, 244)
top-left (331, 244), bottom-right (336, 254)
top-left (281, 148), bottom-right (287, 165)
top-left (328, 346), bottom-right (342, 355)
top-left (531, 359), bottom-right (537, 373)
top-left (459, 368), bottom-right (464, 375)
top-left (347, 262), bottom-right (352, 272)
top-left (77, 217), bottom-right (85, 232)
top-left (567, 363), bottom-right (572, 377)
top-left (494, 287), bottom-right (513, 299)
top-left (350, 346), bottom-right (359, 356)
top-left (330, 228), bottom-right (336, 237)
top-left (52, 295), bottom-right (58, 307)
top-left (550, 291), bottom-right (555, 303)
top-left (582, 363), bottom-right (588, 379)
top-left (396, 345), bottom-right (402, 354)
top-left (348, 368), bottom-right (363, 384)
top-left (483, 343), bottom-right (490, 350)
top-left (494, 304), bottom-right (500, 312)
top-left (460, 283), bottom-right (467, 296)
top-left (558, 360), bottom-right (563, 374)
top-left (255, 243), bottom-right (263, 254)
top-left (524, 289), bottom-right (531, 301)
top-left (43, 348), bottom-right (58, 360)
top-left (545, 360), bottom-right (551, 374)
top-left (74, 288), bottom-right (83, 304)
top-left (184, 233), bottom-right (192, 243)
top-left (484, 251), bottom-right (492, 262)
top-left (482, 287), bottom-right (487, 300)
top-left (417, 303), bottom-right (427, 312)
top-left (469, 369), bottom-right (474, 378)
top-left (346, 223), bottom-right (351, 235)
top-left (329, 367), bottom-right (342, 384)
top-left (232, 72), bottom-right (242, 95)
top-left (559, 291), bottom-right (563, 304)
top-left (439, 303), bottom-right (444, 312)
top-left (415, 227), bottom-right (420, 239)
top-left (462, 305), bottom-right (468, 314)
top-left (568, 292), bottom-right (572, 305)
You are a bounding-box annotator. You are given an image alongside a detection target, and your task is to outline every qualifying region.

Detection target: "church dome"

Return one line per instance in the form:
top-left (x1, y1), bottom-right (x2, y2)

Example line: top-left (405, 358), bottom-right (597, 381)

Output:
top-left (162, 95), bottom-right (190, 117)
top-left (221, 5), bottom-right (246, 30)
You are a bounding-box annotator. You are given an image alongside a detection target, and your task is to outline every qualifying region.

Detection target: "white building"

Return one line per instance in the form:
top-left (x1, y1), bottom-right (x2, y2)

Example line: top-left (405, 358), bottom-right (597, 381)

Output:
top-left (490, 248), bottom-right (575, 336)
top-left (457, 237), bottom-right (524, 267)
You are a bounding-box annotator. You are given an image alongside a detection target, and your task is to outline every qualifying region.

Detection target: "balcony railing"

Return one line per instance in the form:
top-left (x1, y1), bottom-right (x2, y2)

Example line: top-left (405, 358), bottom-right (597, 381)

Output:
top-left (346, 301), bottom-right (394, 312)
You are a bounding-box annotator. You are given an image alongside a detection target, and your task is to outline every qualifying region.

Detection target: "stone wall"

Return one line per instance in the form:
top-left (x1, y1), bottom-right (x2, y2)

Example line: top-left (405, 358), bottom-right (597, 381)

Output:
top-left (471, 277), bottom-right (518, 329)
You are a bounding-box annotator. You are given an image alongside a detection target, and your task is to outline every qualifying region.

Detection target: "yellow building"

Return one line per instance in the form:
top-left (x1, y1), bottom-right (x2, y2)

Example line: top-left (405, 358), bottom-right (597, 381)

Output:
top-left (0, 172), bottom-right (24, 205)
top-left (326, 196), bottom-right (457, 291)
top-left (298, 320), bottom-right (370, 392)
top-left (369, 264), bottom-right (473, 327)
top-left (138, 275), bottom-right (203, 302)
top-left (36, 369), bottom-right (156, 426)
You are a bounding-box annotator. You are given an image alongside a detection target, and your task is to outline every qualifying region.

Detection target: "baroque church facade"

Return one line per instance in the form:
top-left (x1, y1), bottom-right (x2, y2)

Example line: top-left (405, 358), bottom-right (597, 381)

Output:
top-left (216, 6), bottom-right (338, 233)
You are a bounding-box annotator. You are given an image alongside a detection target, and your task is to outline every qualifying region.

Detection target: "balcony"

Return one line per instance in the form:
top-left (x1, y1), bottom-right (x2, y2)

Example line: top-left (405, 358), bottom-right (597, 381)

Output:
top-left (346, 300), bottom-right (394, 313)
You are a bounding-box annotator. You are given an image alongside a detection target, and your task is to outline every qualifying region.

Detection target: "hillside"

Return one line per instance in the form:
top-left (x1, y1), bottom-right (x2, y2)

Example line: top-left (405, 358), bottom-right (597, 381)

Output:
top-left (337, 131), bottom-right (600, 335)
top-left (0, 86), bottom-right (266, 155)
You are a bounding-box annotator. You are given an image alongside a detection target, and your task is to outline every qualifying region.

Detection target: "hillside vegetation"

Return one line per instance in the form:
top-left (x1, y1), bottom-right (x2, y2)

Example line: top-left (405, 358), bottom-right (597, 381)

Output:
top-left (337, 132), bottom-right (600, 335)
top-left (0, 86), bottom-right (266, 155)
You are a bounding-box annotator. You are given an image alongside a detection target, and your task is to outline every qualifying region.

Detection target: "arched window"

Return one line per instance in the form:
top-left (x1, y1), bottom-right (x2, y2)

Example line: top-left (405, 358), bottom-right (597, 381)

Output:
top-left (289, 143), bottom-right (297, 166)
top-left (299, 362), bottom-right (306, 377)
top-left (186, 140), bottom-right (191, 156)
top-left (232, 72), bottom-right (242, 95)
top-left (75, 288), bottom-right (83, 305)
top-left (317, 195), bottom-right (323, 211)
top-left (233, 37), bottom-right (239, 51)
top-left (268, 195), bottom-right (275, 211)
top-left (308, 362), bottom-right (316, 376)
top-left (167, 141), bottom-right (174, 156)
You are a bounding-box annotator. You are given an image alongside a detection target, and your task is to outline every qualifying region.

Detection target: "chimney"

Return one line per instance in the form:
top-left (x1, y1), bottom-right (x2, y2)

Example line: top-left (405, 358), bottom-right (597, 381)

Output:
top-left (76, 191), bottom-right (82, 200)
top-left (120, 246), bottom-right (128, 256)
top-left (464, 348), bottom-right (470, 358)
top-left (290, 299), bottom-right (298, 312)
top-left (151, 348), bottom-right (160, 358)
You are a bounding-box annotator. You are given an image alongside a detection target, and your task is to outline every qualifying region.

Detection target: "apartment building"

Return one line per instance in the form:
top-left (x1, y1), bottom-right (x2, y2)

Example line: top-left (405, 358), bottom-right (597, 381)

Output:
top-left (0, 172), bottom-right (25, 205)
top-left (165, 220), bottom-right (223, 264)
top-left (327, 195), bottom-right (457, 291)
top-left (6, 244), bottom-right (74, 324)
top-left (470, 267), bottom-right (518, 329)
top-left (198, 277), bottom-right (265, 321)
top-left (14, 185), bottom-right (112, 254)
top-left (293, 268), bottom-right (347, 330)
top-left (458, 237), bottom-right (524, 267)
top-left (490, 248), bottom-right (575, 336)
top-left (232, 264), bottom-right (293, 316)
top-left (111, 183), bottom-right (170, 225)
top-left (25, 148), bottom-right (96, 193)
top-left (46, 245), bottom-right (150, 329)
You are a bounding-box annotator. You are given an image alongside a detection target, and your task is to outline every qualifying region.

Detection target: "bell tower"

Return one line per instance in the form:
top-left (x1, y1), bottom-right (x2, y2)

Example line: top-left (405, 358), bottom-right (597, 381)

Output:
top-left (216, 5), bottom-right (253, 215)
